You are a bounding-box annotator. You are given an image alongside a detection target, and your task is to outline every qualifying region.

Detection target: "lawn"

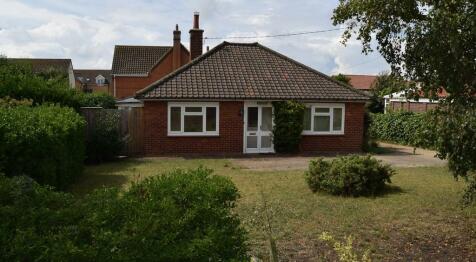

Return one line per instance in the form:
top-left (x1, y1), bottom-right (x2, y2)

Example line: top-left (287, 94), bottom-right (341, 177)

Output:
top-left (70, 158), bottom-right (476, 261)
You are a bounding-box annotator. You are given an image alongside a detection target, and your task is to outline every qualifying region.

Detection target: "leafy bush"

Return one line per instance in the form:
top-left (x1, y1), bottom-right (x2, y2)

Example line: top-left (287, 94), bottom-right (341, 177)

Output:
top-left (0, 105), bottom-right (85, 188)
top-left (369, 111), bottom-right (436, 149)
top-left (77, 92), bottom-right (116, 108)
top-left (305, 155), bottom-right (395, 196)
top-left (0, 60), bottom-right (115, 109)
top-left (319, 232), bottom-right (371, 262)
top-left (272, 101), bottom-right (305, 153)
top-left (85, 110), bottom-right (124, 162)
top-left (0, 168), bottom-right (249, 261)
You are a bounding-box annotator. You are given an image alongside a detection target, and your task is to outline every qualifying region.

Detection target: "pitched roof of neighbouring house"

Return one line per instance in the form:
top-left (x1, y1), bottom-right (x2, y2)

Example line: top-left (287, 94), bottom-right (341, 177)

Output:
top-left (136, 42), bottom-right (369, 101)
top-left (345, 74), bottom-right (377, 91)
top-left (74, 69), bottom-right (112, 84)
top-left (7, 58), bottom-right (72, 73)
top-left (111, 45), bottom-right (172, 75)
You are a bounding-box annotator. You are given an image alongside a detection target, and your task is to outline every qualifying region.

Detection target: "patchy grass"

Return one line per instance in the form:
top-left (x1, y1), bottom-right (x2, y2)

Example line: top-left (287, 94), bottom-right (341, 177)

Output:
top-left (71, 158), bottom-right (476, 261)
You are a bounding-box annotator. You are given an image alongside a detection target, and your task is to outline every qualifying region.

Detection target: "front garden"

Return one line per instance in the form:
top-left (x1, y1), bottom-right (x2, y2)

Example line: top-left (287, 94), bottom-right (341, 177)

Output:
top-left (69, 158), bottom-right (476, 261)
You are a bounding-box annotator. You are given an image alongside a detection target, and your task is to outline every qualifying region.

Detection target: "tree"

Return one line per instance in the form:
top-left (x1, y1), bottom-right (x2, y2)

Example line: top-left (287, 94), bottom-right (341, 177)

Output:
top-left (331, 73), bottom-right (351, 85)
top-left (332, 1), bottom-right (476, 184)
top-left (367, 72), bottom-right (411, 113)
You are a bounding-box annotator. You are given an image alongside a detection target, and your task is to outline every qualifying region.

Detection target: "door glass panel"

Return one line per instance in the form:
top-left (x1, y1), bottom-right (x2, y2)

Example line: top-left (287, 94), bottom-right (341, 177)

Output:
top-left (333, 108), bottom-right (343, 131)
top-left (314, 115), bottom-right (330, 132)
top-left (261, 135), bottom-right (272, 148)
top-left (247, 136), bottom-right (257, 148)
top-left (184, 115), bottom-right (203, 132)
top-left (261, 107), bottom-right (272, 131)
top-left (247, 107), bottom-right (258, 131)
top-left (170, 107), bottom-right (181, 131)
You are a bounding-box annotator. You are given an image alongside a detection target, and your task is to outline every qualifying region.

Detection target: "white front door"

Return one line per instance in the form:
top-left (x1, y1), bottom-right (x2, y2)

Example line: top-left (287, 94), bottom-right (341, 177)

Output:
top-left (244, 102), bottom-right (274, 153)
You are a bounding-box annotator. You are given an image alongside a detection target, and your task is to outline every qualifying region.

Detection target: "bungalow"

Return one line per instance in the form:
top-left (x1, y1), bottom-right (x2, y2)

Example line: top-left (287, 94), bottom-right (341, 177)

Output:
top-left (135, 40), bottom-right (369, 155)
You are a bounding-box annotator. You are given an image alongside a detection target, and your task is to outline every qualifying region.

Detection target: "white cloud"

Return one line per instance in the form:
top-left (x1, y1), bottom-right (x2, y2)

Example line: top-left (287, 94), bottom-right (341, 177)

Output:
top-left (0, 0), bottom-right (390, 74)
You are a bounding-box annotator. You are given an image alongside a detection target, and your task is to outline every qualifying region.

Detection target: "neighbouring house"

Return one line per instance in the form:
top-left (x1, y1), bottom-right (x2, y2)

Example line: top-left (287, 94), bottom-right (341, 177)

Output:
top-left (111, 13), bottom-right (204, 104)
top-left (345, 74), bottom-right (377, 93)
top-left (7, 58), bottom-right (75, 87)
top-left (135, 41), bottom-right (370, 155)
top-left (74, 69), bottom-right (112, 94)
top-left (384, 88), bottom-right (447, 112)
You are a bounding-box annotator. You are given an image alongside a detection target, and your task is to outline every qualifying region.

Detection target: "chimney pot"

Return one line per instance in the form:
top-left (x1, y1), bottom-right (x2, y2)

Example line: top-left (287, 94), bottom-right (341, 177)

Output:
top-left (193, 12), bottom-right (200, 29)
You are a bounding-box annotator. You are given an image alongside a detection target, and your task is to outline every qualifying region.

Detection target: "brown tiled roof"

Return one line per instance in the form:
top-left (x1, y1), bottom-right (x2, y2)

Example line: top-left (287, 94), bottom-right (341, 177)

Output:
top-left (8, 58), bottom-right (72, 73)
top-left (111, 45), bottom-right (172, 75)
top-left (74, 69), bottom-right (111, 84)
top-left (137, 42), bottom-right (369, 101)
top-left (345, 74), bottom-right (377, 91)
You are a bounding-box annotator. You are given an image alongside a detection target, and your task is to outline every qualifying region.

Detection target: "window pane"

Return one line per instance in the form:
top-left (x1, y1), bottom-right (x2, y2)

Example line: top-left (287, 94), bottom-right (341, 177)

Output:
top-left (314, 115), bottom-right (330, 132)
top-left (184, 115), bottom-right (203, 132)
top-left (206, 107), bottom-right (216, 131)
top-left (185, 107), bottom-right (202, 113)
top-left (303, 107), bottom-right (311, 130)
top-left (247, 107), bottom-right (258, 131)
top-left (247, 136), bottom-right (257, 148)
top-left (333, 108), bottom-right (343, 131)
top-left (315, 107), bottom-right (330, 113)
top-left (261, 135), bottom-right (272, 148)
top-left (261, 107), bottom-right (272, 131)
top-left (170, 107), bottom-right (181, 131)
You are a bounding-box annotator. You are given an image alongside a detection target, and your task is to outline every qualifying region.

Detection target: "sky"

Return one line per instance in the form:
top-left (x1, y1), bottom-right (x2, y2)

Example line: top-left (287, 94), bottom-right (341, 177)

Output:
top-left (0, 0), bottom-right (390, 75)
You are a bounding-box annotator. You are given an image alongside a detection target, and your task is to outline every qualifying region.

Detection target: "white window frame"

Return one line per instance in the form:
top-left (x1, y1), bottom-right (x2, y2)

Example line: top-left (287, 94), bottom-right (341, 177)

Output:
top-left (302, 103), bottom-right (345, 135)
top-left (167, 102), bottom-right (219, 136)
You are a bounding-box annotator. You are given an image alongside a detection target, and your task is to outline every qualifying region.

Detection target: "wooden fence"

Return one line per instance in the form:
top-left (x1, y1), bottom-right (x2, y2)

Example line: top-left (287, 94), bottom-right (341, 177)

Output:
top-left (80, 107), bottom-right (144, 156)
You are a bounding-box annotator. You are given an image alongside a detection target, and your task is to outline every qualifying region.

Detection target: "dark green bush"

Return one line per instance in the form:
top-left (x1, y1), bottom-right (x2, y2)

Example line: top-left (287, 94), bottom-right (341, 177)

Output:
top-left (0, 60), bottom-right (115, 109)
top-left (369, 111), bottom-right (436, 149)
top-left (0, 105), bottom-right (85, 188)
top-left (305, 155), bottom-right (395, 196)
top-left (86, 110), bottom-right (124, 162)
top-left (0, 168), bottom-right (249, 261)
top-left (272, 101), bottom-right (305, 153)
top-left (77, 92), bottom-right (116, 108)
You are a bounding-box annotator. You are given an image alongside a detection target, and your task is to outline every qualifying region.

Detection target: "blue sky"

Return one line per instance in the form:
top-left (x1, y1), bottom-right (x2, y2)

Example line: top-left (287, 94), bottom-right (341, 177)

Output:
top-left (0, 0), bottom-right (390, 75)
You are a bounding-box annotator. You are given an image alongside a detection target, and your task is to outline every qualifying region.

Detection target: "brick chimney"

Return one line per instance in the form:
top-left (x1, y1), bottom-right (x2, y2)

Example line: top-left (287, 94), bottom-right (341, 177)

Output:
top-left (189, 12), bottom-right (204, 60)
top-left (173, 24), bottom-right (181, 70)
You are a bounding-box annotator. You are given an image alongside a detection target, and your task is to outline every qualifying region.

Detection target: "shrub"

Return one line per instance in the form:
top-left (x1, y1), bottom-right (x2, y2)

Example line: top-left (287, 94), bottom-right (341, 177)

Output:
top-left (369, 111), bottom-right (436, 149)
top-left (0, 105), bottom-right (85, 188)
top-left (272, 101), bottom-right (305, 153)
top-left (77, 92), bottom-right (116, 109)
top-left (85, 110), bottom-right (124, 162)
top-left (0, 60), bottom-right (116, 109)
top-left (305, 155), bottom-right (395, 196)
top-left (0, 168), bottom-right (249, 261)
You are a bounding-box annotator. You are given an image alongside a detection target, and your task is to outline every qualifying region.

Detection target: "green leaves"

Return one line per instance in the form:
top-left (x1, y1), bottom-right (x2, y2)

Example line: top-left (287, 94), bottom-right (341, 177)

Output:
top-left (0, 105), bottom-right (85, 189)
top-left (272, 101), bottom-right (305, 153)
top-left (305, 155), bottom-right (395, 197)
top-left (0, 168), bottom-right (249, 261)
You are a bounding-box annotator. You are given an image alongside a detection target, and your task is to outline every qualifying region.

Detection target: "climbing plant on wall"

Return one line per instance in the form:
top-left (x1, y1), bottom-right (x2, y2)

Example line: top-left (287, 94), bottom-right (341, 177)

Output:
top-left (272, 101), bottom-right (305, 153)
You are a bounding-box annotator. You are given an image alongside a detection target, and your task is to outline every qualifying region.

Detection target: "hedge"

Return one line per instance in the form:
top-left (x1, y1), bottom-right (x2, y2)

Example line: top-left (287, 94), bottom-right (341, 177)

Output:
top-left (272, 101), bottom-right (305, 153)
top-left (0, 168), bottom-right (249, 261)
top-left (369, 111), bottom-right (436, 149)
top-left (0, 105), bottom-right (85, 189)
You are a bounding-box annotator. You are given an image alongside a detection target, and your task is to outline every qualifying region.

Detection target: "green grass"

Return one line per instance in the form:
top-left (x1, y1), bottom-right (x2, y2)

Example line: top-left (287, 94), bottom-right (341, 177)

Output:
top-left (70, 158), bottom-right (476, 261)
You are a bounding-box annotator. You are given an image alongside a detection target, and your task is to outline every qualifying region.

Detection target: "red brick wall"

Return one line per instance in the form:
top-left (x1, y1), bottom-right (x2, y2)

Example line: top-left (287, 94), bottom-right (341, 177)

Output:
top-left (299, 102), bottom-right (365, 153)
top-left (114, 48), bottom-right (190, 99)
top-left (143, 101), bottom-right (244, 155)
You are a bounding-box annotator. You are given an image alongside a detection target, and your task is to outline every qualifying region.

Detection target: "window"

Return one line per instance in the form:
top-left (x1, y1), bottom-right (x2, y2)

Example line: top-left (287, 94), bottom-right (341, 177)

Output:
top-left (96, 75), bottom-right (105, 86)
top-left (168, 102), bottom-right (219, 136)
top-left (302, 103), bottom-right (345, 135)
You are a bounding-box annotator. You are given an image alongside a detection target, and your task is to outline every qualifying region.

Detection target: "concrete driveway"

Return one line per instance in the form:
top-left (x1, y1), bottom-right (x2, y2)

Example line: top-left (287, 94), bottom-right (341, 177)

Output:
top-left (231, 142), bottom-right (447, 171)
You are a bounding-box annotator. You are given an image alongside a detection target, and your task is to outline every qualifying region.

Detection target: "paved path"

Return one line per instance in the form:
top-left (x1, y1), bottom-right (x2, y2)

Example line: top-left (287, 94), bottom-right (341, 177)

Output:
top-left (231, 142), bottom-right (447, 171)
